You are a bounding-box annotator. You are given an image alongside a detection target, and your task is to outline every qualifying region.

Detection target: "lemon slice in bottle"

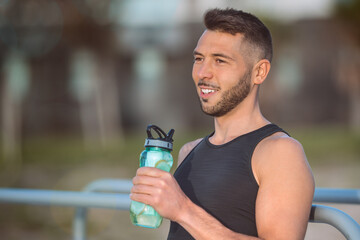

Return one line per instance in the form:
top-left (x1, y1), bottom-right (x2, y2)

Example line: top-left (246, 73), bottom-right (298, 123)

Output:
top-left (131, 201), bottom-right (146, 215)
top-left (155, 159), bottom-right (171, 172)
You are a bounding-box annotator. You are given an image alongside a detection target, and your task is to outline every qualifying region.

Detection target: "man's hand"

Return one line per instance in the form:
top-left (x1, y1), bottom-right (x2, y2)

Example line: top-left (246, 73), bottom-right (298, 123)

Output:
top-left (130, 167), bottom-right (190, 222)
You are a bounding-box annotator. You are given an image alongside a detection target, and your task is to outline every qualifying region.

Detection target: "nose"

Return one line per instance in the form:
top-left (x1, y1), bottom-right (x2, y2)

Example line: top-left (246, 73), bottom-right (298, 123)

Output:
top-left (193, 60), bottom-right (213, 80)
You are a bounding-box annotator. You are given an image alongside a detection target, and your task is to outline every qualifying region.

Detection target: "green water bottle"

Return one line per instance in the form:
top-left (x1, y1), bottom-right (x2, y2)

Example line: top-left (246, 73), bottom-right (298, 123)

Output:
top-left (130, 124), bottom-right (175, 228)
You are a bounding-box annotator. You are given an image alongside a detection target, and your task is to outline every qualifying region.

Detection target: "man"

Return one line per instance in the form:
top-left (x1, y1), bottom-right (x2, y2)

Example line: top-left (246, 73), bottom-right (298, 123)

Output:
top-left (130, 8), bottom-right (315, 240)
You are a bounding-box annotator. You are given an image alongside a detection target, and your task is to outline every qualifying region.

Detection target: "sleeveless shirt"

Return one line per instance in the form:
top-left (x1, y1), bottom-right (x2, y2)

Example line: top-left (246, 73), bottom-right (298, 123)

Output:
top-left (167, 124), bottom-right (287, 239)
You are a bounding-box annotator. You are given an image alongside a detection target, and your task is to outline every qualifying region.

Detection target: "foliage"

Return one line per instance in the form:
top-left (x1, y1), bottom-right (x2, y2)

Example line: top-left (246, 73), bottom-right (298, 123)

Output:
top-left (0, 126), bottom-right (358, 169)
top-left (334, 0), bottom-right (360, 43)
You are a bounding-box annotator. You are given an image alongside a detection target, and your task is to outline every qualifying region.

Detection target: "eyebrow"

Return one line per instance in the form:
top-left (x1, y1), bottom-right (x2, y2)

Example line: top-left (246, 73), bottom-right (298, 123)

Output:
top-left (193, 50), bottom-right (235, 61)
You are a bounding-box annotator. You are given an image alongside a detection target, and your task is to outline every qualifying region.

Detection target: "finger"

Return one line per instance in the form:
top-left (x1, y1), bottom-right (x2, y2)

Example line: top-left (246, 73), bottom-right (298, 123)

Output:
top-left (130, 192), bottom-right (151, 205)
top-left (130, 193), bottom-right (158, 207)
top-left (131, 184), bottom-right (160, 196)
top-left (136, 167), bottom-right (167, 177)
top-left (132, 175), bottom-right (163, 186)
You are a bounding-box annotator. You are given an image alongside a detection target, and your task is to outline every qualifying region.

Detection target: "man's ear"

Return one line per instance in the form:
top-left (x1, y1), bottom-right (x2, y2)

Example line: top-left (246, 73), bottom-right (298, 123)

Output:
top-left (253, 59), bottom-right (271, 85)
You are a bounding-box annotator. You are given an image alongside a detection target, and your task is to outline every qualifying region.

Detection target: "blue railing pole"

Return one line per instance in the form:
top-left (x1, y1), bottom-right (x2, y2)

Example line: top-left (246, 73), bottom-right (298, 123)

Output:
top-left (310, 204), bottom-right (360, 240)
top-left (73, 179), bottom-right (132, 240)
top-left (1, 183), bottom-right (360, 239)
top-left (82, 178), bottom-right (132, 193)
top-left (73, 207), bottom-right (87, 240)
top-left (314, 188), bottom-right (360, 204)
top-left (0, 189), bottom-right (131, 209)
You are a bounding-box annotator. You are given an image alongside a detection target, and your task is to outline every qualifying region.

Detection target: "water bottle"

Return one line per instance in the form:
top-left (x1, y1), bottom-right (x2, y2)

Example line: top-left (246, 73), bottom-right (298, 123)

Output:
top-left (130, 124), bottom-right (175, 228)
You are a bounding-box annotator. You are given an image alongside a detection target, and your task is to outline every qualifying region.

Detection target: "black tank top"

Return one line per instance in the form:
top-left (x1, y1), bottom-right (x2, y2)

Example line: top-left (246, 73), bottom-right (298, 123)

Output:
top-left (167, 124), bottom-right (287, 239)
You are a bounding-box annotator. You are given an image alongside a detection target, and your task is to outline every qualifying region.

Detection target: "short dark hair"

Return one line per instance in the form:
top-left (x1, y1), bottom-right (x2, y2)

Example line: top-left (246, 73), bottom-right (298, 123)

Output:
top-left (204, 8), bottom-right (273, 63)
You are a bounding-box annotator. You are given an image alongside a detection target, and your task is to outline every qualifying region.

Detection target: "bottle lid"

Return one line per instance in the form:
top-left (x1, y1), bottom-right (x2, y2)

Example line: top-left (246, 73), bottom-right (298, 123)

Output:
top-left (145, 125), bottom-right (175, 151)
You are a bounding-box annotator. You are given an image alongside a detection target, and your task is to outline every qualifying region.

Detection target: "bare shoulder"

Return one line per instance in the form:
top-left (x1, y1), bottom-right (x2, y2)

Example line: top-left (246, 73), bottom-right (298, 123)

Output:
top-left (254, 132), bottom-right (315, 239)
top-left (177, 138), bottom-right (203, 167)
top-left (256, 132), bottom-right (306, 162)
top-left (253, 132), bottom-right (314, 185)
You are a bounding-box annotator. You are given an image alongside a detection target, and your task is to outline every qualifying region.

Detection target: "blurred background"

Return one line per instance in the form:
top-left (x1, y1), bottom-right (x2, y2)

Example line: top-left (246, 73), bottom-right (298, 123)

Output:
top-left (0, 0), bottom-right (359, 239)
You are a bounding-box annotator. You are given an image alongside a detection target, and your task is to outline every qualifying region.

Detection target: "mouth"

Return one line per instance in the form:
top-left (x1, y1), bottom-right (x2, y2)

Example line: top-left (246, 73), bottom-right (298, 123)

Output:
top-left (199, 87), bottom-right (218, 99)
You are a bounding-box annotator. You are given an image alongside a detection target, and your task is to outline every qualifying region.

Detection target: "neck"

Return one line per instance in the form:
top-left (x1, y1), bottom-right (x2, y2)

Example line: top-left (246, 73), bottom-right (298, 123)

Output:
top-left (210, 90), bottom-right (270, 145)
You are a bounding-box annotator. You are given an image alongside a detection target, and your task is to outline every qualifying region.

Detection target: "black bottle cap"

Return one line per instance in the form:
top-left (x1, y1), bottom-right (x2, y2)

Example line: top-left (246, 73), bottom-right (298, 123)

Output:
top-left (145, 124), bottom-right (175, 151)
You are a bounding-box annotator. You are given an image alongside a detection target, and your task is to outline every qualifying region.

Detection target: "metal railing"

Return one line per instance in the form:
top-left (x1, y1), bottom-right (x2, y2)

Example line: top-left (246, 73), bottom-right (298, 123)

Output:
top-left (313, 188), bottom-right (360, 204)
top-left (309, 204), bottom-right (360, 240)
top-left (73, 179), bottom-right (132, 240)
top-left (0, 179), bottom-right (359, 240)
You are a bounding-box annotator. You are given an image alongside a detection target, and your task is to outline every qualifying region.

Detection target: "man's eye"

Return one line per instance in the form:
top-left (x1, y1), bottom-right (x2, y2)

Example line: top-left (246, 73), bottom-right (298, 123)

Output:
top-left (194, 57), bottom-right (203, 62)
top-left (216, 59), bottom-right (226, 63)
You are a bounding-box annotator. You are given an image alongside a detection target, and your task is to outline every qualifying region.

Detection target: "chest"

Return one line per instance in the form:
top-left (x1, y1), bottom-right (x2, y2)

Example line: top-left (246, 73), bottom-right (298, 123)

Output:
top-left (174, 143), bottom-right (259, 208)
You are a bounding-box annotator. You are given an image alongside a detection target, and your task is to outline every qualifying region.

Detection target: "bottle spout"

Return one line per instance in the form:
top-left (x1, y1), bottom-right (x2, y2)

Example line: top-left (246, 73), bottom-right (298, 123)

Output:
top-left (166, 129), bottom-right (175, 143)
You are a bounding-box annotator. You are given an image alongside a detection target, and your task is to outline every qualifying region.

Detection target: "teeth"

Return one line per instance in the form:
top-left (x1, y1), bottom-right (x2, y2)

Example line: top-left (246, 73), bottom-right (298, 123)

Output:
top-left (201, 89), bottom-right (215, 94)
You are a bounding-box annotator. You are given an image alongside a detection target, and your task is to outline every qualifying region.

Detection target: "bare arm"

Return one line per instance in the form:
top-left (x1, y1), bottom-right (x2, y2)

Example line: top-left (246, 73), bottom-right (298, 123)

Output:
top-left (253, 135), bottom-right (315, 239)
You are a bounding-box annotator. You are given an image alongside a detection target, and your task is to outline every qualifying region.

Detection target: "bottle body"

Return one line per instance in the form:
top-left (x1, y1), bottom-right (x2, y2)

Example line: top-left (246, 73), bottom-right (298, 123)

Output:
top-left (130, 147), bottom-right (173, 228)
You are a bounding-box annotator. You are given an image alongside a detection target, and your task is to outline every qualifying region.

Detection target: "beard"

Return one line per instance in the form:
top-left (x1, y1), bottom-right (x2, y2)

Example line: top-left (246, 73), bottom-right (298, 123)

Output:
top-left (199, 69), bottom-right (252, 117)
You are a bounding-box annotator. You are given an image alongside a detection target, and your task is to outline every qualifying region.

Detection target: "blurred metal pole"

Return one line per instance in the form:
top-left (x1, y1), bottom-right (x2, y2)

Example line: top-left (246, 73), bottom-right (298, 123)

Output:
top-left (1, 183), bottom-right (360, 239)
top-left (314, 188), bottom-right (360, 204)
top-left (73, 179), bottom-right (132, 240)
top-left (0, 189), bottom-right (130, 209)
top-left (73, 207), bottom-right (87, 240)
top-left (310, 204), bottom-right (360, 240)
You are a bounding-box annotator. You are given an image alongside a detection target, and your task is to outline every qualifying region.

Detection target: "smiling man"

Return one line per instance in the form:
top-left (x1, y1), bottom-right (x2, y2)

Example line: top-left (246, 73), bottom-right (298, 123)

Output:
top-left (130, 8), bottom-right (315, 240)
